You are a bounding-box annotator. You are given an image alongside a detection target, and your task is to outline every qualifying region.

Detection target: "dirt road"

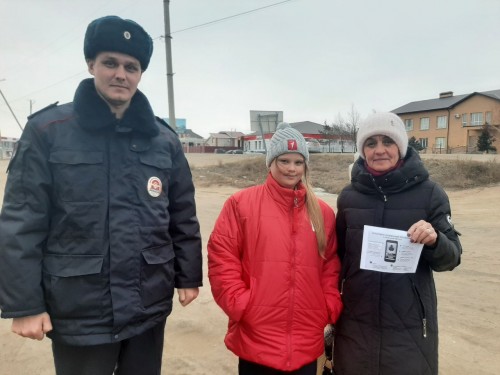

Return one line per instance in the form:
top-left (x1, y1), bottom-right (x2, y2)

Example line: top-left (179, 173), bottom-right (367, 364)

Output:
top-left (0, 156), bottom-right (498, 375)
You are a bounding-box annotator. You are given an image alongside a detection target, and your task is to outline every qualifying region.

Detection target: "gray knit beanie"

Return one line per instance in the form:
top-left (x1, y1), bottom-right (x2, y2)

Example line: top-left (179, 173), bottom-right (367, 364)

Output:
top-left (266, 123), bottom-right (309, 167)
top-left (356, 112), bottom-right (408, 159)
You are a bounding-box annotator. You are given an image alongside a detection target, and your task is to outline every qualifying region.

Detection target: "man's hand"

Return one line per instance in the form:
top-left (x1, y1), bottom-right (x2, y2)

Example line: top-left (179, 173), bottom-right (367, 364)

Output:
top-left (177, 288), bottom-right (199, 307)
top-left (11, 312), bottom-right (53, 340)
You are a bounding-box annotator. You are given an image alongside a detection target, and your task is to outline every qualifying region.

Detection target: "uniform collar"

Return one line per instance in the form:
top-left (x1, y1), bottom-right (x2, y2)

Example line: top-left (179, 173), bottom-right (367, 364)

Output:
top-left (73, 78), bottom-right (159, 137)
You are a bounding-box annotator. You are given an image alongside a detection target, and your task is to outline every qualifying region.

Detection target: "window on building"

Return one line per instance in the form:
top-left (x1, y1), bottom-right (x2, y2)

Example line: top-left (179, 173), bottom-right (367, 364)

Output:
top-left (420, 117), bottom-right (430, 130)
top-left (404, 119), bottom-right (413, 131)
top-left (462, 113), bottom-right (468, 127)
top-left (471, 112), bottom-right (483, 126)
top-left (435, 137), bottom-right (447, 150)
top-left (437, 115), bottom-right (447, 129)
top-left (486, 111), bottom-right (492, 125)
top-left (419, 138), bottom-right (428, 149)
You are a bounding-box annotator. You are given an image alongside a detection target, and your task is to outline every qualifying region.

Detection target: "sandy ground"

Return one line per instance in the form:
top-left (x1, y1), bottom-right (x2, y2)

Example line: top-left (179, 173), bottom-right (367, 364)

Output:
top-left (0, 155), bottom-right (499, 375)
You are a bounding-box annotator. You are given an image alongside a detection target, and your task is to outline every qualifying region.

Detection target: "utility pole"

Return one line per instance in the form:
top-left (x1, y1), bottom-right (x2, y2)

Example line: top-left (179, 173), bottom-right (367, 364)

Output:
top-left (163, 0), bottom-right (176, 130)
top-left (0, 79), bottom-right (24, 132)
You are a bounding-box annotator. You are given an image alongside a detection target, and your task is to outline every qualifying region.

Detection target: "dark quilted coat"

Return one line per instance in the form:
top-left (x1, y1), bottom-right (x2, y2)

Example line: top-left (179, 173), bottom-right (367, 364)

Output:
top-left (334, 148), bottom-right (462, 375)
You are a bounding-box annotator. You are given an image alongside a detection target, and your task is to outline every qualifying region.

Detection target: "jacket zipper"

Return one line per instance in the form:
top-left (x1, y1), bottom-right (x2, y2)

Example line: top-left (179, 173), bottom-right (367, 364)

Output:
top-left (370, 175), bottom-right (387, 202)
top-left (286, 193), bottom-right (299, 368)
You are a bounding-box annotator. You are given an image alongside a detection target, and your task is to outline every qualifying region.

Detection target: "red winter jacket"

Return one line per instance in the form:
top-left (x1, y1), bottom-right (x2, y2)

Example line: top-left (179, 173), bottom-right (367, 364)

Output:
top-left (208, 174), bottom-right (343, 371)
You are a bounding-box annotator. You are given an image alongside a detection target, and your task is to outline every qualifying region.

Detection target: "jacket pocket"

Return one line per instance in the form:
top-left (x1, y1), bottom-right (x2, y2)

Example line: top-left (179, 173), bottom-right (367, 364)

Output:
top-left (49, 150), bottom-right (104, 202)
top-left (43, 254), bottom-right (105, 319)
top-left (140, 243), bottom-right (175, 307)
top-left (139, 153), bottom-right (172, 169)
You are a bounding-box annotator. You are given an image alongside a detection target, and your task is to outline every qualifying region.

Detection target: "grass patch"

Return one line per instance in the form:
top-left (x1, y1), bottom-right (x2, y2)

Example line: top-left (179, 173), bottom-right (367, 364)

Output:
top-left (192, 154), bottom-right (500, 194)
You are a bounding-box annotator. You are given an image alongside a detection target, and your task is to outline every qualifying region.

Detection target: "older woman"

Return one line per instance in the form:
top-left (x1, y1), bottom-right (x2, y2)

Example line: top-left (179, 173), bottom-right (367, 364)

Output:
top-left (334, 112), bottom-right (462, 375)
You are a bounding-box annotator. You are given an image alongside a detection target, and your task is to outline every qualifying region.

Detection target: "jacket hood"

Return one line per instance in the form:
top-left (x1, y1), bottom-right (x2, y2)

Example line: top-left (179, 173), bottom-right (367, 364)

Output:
top-left (73, 78), bottom-right (159, 137)
top-left (351, 147), bottom-right (429, 195)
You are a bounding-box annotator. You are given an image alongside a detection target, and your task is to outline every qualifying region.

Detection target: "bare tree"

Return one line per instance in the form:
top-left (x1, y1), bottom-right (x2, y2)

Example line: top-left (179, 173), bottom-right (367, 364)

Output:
top-left (321, 105), bottom-right (361, 153)
top-left (319, 120), bottom-right (335, 152)
top-left (330, 113), bottom-right (349, 153)
top-left (345, 104), bottom-right (360, 152)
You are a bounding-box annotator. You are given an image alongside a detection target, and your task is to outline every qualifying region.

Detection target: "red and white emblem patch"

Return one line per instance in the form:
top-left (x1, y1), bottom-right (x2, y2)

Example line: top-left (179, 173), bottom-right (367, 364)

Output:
top-left (147, 176), bottom-right (162, 197)
top-left (287, 139), bottom-right (298, 150)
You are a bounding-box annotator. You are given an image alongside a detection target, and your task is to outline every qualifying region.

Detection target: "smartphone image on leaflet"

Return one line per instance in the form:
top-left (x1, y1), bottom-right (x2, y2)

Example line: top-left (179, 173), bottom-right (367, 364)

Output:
top-left (384, 240), bottom-right (398, 262)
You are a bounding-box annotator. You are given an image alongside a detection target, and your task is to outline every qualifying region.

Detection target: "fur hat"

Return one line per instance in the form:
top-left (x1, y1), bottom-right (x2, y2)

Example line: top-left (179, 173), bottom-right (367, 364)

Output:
top-left (356, 112), bottom-right (408, 159)
top-left (84, 16), bottom-right (153, 71)
top-left (266, 123), bottom-right (309, 167)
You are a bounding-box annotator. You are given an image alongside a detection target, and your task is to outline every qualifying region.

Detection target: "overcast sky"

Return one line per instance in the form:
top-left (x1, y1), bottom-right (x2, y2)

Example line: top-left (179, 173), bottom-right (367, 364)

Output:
top-left (1, 0), bottom-right (499, 139)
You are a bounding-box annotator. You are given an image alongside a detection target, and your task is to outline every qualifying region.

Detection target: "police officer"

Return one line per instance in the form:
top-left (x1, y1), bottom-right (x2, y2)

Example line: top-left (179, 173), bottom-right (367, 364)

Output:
top-left (0, 15), bottom-right (202, 375)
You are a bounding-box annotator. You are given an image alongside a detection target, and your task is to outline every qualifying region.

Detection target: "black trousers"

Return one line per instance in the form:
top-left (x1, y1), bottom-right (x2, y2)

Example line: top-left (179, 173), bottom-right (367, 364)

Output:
top-left (239, 358), bottom-right (317, 375)
top-left (52, 320), bottom-right (166, 375)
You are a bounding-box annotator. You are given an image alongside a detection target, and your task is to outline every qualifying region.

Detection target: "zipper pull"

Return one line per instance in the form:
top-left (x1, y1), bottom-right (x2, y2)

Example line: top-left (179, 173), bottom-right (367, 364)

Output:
top-left (422, 318), bottom-right (427, 338)
top-left (340, 279), bottom-right (345, 295)
top-left (294, 197), bottom-right (298, 207)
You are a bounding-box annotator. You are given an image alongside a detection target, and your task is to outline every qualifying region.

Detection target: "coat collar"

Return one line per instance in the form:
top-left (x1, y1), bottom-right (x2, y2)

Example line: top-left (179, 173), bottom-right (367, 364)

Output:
top-left (264, 172), bottom-right (306, 208)
top-left (351, 147), bottom-right (429, 194)
top-left (73, 78), bottom-right (159, 137)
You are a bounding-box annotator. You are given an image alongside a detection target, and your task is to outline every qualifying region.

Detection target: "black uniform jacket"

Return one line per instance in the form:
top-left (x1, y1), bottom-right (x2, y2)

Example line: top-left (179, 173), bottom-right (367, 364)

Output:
top-left (334, 148), bottom-right (462, 375)
top-left (0, 78), bottom-right (202, 345)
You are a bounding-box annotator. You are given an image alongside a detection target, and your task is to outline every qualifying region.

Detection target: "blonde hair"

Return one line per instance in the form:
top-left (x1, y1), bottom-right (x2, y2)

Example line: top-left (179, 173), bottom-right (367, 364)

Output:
top-left (302, 167), bottom-right (327, 258)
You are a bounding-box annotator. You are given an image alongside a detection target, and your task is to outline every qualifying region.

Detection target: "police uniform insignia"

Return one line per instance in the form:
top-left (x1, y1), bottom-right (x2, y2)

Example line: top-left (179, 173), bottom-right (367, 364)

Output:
top-left (147, 177), bottom-right (162, 197)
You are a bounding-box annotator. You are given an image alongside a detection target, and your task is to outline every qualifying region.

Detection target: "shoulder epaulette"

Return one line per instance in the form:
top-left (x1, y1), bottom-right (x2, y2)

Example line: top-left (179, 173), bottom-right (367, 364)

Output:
top-left (27, 101), bottom-right (59, 120)
top-left (156, 116), bottom-right (178, 135)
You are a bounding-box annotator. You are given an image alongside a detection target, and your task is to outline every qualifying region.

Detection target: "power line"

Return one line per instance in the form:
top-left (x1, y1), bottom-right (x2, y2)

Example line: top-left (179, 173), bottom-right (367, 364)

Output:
top-left (8, 1), bottom-right (297, 105)
top-left (10, 71), bottom-right (87, 103)
top-left (168, 0), bottom-right (295, 35)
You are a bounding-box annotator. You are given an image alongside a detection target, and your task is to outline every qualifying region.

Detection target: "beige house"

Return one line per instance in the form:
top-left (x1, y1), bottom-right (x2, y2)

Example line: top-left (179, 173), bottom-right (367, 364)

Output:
top-left (393, 90), bottom-right (500, 153)
top-left (205, 131), bottom-right (244, 148)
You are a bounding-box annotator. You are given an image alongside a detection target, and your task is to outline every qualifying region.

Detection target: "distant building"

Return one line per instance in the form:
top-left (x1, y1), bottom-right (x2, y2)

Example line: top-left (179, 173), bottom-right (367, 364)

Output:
top-left (178, 129), bottom-right (205, 146)
top-left (393, 90), bottom-right (500, 153)
top-left (242, 121), bottom-right (355, 153)
top-left (176, 128), bottom-right (205, 153)
top-left (205, 131), bottom-right (244, 149)
top-left (0, 136), bottom-right (18, 159)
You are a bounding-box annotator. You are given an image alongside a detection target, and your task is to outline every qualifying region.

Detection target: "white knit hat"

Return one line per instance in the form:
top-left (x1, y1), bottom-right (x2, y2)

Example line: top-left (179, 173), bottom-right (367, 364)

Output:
top-left (356, 112), bottom-right (408, 159)
top-left (266, 123), bottom-right (309, 167)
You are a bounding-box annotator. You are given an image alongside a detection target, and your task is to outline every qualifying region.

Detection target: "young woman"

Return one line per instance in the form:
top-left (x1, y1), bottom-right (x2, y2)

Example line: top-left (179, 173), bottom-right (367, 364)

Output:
top-left (208, 123), bottom-right (343, 374)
